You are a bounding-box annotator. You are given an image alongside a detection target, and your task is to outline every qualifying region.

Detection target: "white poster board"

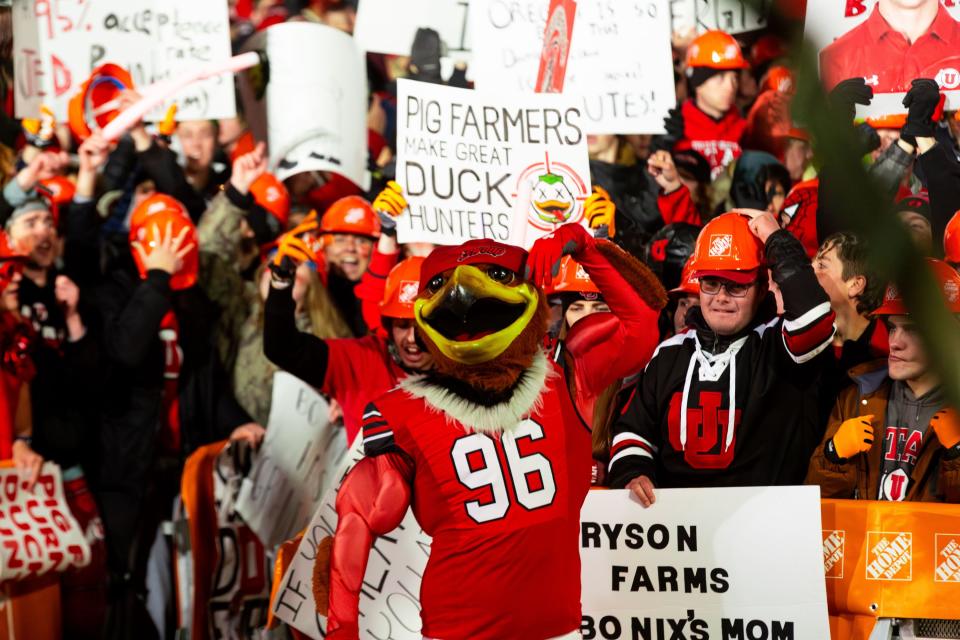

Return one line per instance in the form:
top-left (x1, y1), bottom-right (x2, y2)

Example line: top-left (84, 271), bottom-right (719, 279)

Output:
top-left (670, 0), bottom-right (770, 36)
top-left (12, 0), bottom-right (234, 121)
top-left (0, 463), bottom-right (92, 581)
top-left (353, 0), bottom-right (471, 63)
top-left (270, 438), bottom-right (431, 640)
top-left (396, 78), bottom-right (591, 248)
top-left (235, 372), bottom-right (349, 549)
top-left (238, 23), bottom-right (368, 187)
top-left (804, 0), bottom-right (960, 114)
top-left (469, 0), bottom-right (676, 134)
top-left (581, 487), bottom-right (831, 639)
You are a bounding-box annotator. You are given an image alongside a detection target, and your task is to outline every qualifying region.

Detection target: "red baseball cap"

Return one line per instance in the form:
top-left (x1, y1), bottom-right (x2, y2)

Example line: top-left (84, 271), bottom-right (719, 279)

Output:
top-left (694, 268), bottom-right (760, 285)
top-left (419, 239), bottom-right (527, 293)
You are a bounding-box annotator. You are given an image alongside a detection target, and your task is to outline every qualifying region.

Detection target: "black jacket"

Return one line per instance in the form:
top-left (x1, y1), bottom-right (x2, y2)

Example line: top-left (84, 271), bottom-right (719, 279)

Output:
top-left (608, 230), bottom-right (835, 489)
top-left (589, 159), bottom-right (662, 256)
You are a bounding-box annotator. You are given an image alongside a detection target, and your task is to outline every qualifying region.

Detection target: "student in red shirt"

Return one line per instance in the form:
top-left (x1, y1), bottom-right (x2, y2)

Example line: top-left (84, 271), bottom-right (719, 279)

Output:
top-left (264, 251), bottom-right (433, 444)
top-left (669, 30), bottom-right (750, 179)
top-left (820, 0), bottom-right (960, 93)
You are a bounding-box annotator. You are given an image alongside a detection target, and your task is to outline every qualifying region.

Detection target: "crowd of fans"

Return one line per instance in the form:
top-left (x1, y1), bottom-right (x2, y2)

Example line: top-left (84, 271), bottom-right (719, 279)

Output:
top-left (0, 0), bottom-right (959, 637)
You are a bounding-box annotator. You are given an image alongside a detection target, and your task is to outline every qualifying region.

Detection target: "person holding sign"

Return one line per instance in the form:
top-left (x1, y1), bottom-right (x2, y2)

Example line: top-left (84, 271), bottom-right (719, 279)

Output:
top-left (609, 210), bottom-right (836, 506)
top-left (322, 224), bottom-right (666, 640)
top-left (806, 258), bottom-right (960, 502)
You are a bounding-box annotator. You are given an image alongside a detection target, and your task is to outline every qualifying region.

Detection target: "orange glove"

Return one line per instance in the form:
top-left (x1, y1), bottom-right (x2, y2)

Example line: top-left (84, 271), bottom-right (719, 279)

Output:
top-left (270, 222), bottom-right (322, 281)
top-left (158, 104), bottom-right (178, 138)
top-left (584, 185), bottom-right (616, 238)
top-left (931, 408), bottom-right (960, 449)
top-left (831, 415), bottom-right (876, 460)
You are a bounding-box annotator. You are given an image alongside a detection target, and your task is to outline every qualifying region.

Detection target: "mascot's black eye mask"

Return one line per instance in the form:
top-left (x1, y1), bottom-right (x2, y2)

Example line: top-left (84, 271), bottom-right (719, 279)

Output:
top-left (415, 263), bottom-right (540, 365)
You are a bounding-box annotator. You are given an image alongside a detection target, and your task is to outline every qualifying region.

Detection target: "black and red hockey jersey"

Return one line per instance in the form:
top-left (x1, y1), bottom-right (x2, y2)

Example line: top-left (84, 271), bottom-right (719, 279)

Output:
top-left (608, 230), bottom-right (836, 489)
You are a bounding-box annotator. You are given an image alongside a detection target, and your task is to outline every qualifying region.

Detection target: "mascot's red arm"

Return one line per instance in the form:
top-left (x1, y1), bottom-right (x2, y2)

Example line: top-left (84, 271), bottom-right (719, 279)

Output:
top-left (327, 451), bottom-right (413, 640)
top-left (527, 223), bottom-right (667, 394)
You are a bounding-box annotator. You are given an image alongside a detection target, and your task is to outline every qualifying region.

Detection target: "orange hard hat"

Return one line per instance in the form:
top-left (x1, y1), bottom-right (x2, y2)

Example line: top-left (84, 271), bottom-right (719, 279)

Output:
top-left (68, 63), bottom-right (135, 141)
top-left (547, 256), bottom-right (600, 296)
top-left (686, 31), bottom-right (749, 71)
top-left (692, 212), bottom-right (764, 282)
top-left (129, 193), bottom-right (190, 235)
top-left (250, 173), bottom-right (291, 228)
top-left (38, 176), bottom-right (76, 207)
top-left (762, 66), bottom-right (795, 94)
top-left (670, 257), bottom-right (700, 296)
top-left (229, 130), bottom-right (257, 164)
top-left (866, 113), bottom-right (906, 130)
top-left (944, 209), bottom-right (960, 264)
top-left (874, 258), bottom-right (960, 315)
top-left (319, 196), bottom-right (381, 238)
top-left (380, 256), bottom-right (425, 319)
top-left (129, 210), bottom-right (199, 291)
top-left (0, 230), bottom-right (27, 293)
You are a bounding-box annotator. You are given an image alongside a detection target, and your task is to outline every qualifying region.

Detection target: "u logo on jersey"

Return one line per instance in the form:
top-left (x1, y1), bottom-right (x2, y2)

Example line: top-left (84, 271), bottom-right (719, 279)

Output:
top-left (667, 391), bottom-right (741, 469)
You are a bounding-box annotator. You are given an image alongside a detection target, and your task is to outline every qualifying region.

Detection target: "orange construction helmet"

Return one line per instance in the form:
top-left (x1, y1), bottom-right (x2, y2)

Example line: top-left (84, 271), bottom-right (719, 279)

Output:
top-left (38, 176), bottom-right (76, 207)
top-left (874, 258), bottom-right (960, 315)
top-left (547, 256), bottom-right (601, 296)
top-left (762, 66), bottom-right (795, 94)
top-left (0, 230), bottom-right (27, 292)
top-left (250, 173), bottom-right (291, 228)
top-left (686, 31), bottom-right (750, 71)
top-left (129, 210), bottom-right (199, 291)
top-left (319, 196), bottom-right (381, 238)
top-left (68, 63), bottom-right (135, 141)
top-left (380, 257), bottom-right (425, 319)
top-left (670, 257), bottom-right (700, 296)
top-left (866, 113), bottom-right (906, 130)
top-left (945, 209), bottom-right (960, 264)
top-left (129, 193), bottom-right (191, 235)
top-left (692, 212), bottom-right (764, 283)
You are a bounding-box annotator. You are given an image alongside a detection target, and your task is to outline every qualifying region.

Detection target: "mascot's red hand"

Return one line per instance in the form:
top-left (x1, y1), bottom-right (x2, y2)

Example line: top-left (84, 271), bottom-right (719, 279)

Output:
top-left (525, 223), bottom-right (593, 290)
top-left (327, 453), bottom-right (413, 639)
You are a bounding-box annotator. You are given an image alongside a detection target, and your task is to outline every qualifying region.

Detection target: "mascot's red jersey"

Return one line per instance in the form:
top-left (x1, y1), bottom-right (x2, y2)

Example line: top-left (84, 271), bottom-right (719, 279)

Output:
top-left (361, 353), bottom-right (588, 639)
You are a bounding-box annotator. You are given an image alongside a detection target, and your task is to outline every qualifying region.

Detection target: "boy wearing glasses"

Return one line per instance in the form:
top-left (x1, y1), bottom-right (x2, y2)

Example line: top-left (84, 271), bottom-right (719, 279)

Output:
top-left (608, 210), bottom-right (836, 505)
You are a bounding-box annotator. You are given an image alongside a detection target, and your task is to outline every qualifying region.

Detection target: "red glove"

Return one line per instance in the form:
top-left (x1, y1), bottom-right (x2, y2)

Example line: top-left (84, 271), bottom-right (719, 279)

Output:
top-left (525, 223), bottom-right (593, 290)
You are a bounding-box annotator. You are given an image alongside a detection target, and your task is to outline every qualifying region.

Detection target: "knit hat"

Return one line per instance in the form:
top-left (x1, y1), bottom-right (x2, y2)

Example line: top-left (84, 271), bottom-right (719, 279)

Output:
top-left (6, 199), bottom-right (50, 230)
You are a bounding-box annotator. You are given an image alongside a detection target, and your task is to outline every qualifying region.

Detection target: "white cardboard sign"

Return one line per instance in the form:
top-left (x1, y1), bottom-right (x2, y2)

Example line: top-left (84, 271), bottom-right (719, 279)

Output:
top-left (353, 0), bottom-right (471, 62)
top-left (670, 0), bottom-right (770, 36)
top-left (396, 78), bottom-right (591, 248)
top-left (0, 462), bottom-right (92, 581)
top-left (580, 487), bottom-right (831, 639)
top-left (12, 0), bottom-right (234, 121)
top-left (238, 22), bottom-right (368, 188)
top-left (803, 0), bottom-right (960, 114)
top-left (270, 438), bottom-right (431, 640)
top-left (469, 0), bottom-right (676, 134)
top-left (235, 372), bottom-right (349, 550)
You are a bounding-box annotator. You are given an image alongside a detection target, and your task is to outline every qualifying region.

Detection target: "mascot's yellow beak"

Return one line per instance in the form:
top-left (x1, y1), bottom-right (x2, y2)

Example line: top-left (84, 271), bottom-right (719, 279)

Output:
top-left (414, 265), bottom-right (540, 365)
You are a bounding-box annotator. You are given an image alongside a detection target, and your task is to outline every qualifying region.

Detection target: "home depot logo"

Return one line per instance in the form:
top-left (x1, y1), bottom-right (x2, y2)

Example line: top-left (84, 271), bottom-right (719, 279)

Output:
top-left (398, 280), bottom-right (419, 304)
top-left (935, 534), bottom-right (960, 582)
top-left (708, 234), bottom-right (733, 257)
top-left (822, 530), bottom-right (845, 579)
top-left (865, 531), bottom-right (912, 581)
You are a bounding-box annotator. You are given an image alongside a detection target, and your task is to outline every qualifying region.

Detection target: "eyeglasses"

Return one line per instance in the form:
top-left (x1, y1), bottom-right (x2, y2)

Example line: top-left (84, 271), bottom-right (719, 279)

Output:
top-left (699, 277), bottom-right (756, 298)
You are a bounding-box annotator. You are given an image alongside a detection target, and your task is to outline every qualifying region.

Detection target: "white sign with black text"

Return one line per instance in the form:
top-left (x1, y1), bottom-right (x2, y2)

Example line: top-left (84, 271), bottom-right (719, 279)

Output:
top-left (469, 0), bottom-right (676, 134)
top-left (396, 78), bottom-right (591, 248)
top-left (235, 372), bottom-right (348, 550)
top-left (580, 487), bottom-right (831, 640)
top-left (12, 0), bottom-right (234, 120)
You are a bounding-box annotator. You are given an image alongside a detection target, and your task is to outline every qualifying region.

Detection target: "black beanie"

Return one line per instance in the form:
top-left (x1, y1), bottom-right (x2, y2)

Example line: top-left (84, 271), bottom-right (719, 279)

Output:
top-left (686, 66), bottom-right (725, 93)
